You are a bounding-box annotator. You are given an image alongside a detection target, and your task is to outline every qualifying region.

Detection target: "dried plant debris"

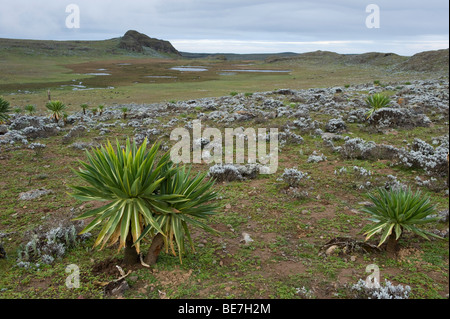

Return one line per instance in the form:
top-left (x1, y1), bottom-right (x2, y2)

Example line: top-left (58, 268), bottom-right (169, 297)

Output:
top-left (319, 237), bottom-right (380, 257)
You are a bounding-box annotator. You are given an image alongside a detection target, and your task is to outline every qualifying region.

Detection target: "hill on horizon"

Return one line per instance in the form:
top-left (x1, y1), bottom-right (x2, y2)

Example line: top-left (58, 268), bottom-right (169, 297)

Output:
top-left (0, 30), bottom-right (448, 73)
top-left (264, 48), bottom-right (449, 73)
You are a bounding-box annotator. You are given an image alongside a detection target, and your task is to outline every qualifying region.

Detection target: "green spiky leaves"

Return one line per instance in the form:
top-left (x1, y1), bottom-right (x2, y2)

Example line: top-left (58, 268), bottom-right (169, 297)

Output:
top-left (365, 93), bottom-right (391, 119)
top-left (45, 100), bottom-right (66, 122)
top-left (70, 138), bottom-right (219, 262)
top-left (362, 187), bottom-right (442, 247)
top-left (0, 96), bottom-right (11, 122)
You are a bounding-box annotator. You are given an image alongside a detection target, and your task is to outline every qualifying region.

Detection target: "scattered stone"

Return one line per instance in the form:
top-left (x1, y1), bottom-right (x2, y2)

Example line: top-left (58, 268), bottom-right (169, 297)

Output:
top-left (241, 232), bottom-right (254, 245)
top-left (0, 125), bottom-right (7, 135)
top-left (18, 189), bottom-right (53, 201)
top-left (325, 245), bottom-right (339, 256)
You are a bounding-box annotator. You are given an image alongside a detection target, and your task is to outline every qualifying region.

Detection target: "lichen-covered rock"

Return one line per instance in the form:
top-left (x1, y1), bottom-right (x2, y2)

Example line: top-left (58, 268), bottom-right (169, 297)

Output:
top-left (0, 125), bottom-right (7, 135)
top-left (18, 188), bottom-right (53, 201)
top-left (368, 108), bottom-right (431, 129)
top-left (339, 137), bottom-right (399, 161)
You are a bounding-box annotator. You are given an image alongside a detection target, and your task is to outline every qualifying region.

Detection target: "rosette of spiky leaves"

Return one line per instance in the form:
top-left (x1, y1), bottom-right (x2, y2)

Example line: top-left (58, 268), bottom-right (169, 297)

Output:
top-left (25, 104), bottom-right (36, 116)
top-left (362, 187), bottom-right (441, 246)
top-left (365, 93), bottom-right (391, 119)
top-left (70, 138), bottom-right (180, 253)
top-left (45, 100), bottom-right (66, 122)
top-left (0, 97), bottom-right (11, 122)
top-left (136, 166), bottom-right (219, 262)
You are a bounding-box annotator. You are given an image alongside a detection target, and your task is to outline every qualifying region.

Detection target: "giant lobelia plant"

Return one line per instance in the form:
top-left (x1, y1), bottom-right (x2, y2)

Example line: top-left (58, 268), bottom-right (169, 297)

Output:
top-left (70, 138), bottom-right (219, 265)
top-left (0, 96), bottom-right (11, 123)
top-left (365, 93), bottom-right (391, 120)
top-left (138, 165), bottom-right (219, 265)
top-left (45, 100), bottom-right (66, 123)
top-left (362, 187), bottom-right (442, 257)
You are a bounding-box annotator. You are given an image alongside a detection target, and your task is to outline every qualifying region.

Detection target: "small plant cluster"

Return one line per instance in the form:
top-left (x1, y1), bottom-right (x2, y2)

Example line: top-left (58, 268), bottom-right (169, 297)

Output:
top-left (284, 187), bottom-right (309, 200)
top-left (397, 138), bottom-right (449, 177)
top-left (325, 117), bottom-right (347, 133)
top-left (278, 129), bottom-right (304, 146)
top-left (292, 117), bottom-right (320, 133)
top-left (365, 93), bottom-right (391, 119)
top-left (278, 168), bottom-right (310, 187)
top-left (295, 286), bottom-right (315, 299)
top-left (208, 163), bottom-right (261, 182)
top-left (384, 174), bottom-right (407, 191)
top-left (307, 152), bottom-right (327, 163)
top-left (16, 224), bottom-right (91, 268)
top-left (0, 96), bottom-right (11, 123)
top-left (334, 166), bottom-right (373, 190)
top-left (350, 279), bottom-right (411, 299)
top-left (339, 137), bottom-right (377, 160)
top-left (334, 166), bottom-right (372, 178)
top-left (28, 142), bottom-right (46, 157)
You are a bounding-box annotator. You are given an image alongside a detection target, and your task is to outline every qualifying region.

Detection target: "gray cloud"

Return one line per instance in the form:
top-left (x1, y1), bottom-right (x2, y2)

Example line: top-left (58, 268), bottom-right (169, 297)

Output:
top-left (0, 0), bottom-right (448, 55)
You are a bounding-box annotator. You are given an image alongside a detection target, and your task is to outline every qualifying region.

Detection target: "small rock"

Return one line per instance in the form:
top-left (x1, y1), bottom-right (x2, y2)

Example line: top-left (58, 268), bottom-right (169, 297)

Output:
top-left (358, 201), bottom-right (374, 207)
top-left (0, 125), bottom-right (7, 135)
top-left (241, 232), bottom-right (254, 245)
top-left (325, 245), bottom-right (338, 256)
top-left (18, 188), bottom-right (53, 201)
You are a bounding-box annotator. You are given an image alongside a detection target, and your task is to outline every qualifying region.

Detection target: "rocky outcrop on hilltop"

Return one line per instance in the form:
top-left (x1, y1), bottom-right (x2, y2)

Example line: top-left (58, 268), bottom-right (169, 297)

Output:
top-left (118, 30), bottom-right (180, 56)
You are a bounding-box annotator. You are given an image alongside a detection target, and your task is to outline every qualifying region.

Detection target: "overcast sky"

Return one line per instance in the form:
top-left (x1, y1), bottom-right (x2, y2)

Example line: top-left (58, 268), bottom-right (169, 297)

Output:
top-left (0, 0), bottom-right (448, 55)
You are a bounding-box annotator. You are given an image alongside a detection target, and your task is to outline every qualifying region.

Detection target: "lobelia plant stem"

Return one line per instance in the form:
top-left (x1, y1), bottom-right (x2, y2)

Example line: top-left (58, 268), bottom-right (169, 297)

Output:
top-left (386, 232), bottom-right (398, 258)
top-left (123, 232), bottom-right (139, 265)
top-left (144, 233), bottom-right (165, 266)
